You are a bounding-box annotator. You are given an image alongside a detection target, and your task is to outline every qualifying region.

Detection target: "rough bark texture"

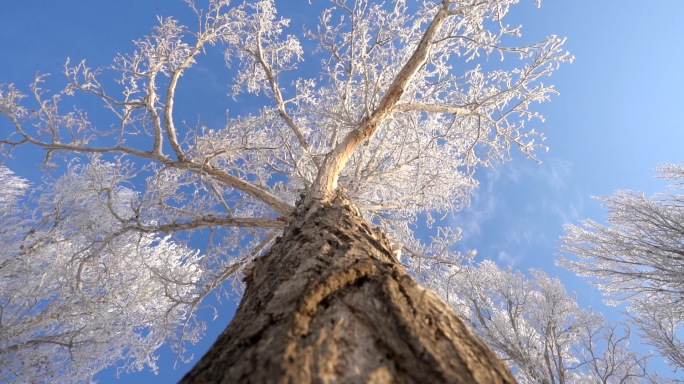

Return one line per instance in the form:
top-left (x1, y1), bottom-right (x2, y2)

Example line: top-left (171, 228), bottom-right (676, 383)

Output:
top-left (181, 195), bottom-right (516, 383)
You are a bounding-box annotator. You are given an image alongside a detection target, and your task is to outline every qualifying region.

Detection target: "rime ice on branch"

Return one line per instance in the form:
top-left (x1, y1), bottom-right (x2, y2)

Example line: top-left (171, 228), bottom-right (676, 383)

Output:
top-left (561, 163), bottom-right (684, 373)
top-left (0, 0), bottom-right (571, 381)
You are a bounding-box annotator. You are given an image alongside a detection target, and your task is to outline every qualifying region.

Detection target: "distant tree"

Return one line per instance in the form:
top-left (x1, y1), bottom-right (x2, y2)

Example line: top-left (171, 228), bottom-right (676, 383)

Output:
top-left (1, 0), bottom-right (571, 381)
top-left (434, 260), bottom-right (653, 383)
top-left (561, 163), bottom-right (684, 376)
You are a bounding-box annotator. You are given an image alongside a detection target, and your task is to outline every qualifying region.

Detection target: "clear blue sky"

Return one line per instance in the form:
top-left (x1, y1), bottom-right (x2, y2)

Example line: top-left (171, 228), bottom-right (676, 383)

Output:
top-left (2, 1), bottom-right (683, 382)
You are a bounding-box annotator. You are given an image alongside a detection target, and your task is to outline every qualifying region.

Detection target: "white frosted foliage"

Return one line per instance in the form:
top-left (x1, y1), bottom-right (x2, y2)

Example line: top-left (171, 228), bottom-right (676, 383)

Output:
top-left (0, 164), bottom-right (205, 383)
top-left (0, 0), bottom-right (573, 380)
top-left (561, 163), bottom-right (684, 372)
top-left (430, 260), bottom-right (653, 383)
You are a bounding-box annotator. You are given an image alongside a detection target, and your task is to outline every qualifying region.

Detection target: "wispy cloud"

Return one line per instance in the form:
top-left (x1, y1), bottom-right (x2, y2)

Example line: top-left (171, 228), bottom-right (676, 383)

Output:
top-left (496, 250), bottom-right (522, 265)
top-left (449, 168), bottom-right (501, 242)
top-left (449, 156), bottom-right (587, 269)
top-left (542, 157), bottom-right (573, 191)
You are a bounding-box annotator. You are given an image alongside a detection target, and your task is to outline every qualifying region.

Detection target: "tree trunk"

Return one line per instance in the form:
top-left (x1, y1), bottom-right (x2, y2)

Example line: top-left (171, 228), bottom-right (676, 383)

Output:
top-left (181, 195), bottom-right (516, 383)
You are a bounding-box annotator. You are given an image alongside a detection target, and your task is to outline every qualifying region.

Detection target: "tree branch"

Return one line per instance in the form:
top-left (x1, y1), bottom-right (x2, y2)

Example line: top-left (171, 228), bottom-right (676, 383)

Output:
top-left (252, 36), bottom-right (310, 154)
top-left (132, 215), bottom-right (286, 233)
top-left (311, 2), bottom-right (454, 199)
top-left (176, 159), bottom-right (294, 216)
top-left (394, 102), bottom-right (476, 115)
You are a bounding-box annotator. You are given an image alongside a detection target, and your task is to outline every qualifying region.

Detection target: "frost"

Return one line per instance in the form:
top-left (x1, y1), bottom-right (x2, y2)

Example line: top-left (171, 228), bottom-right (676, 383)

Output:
top-left (0, 0), bottom-right (574, 380)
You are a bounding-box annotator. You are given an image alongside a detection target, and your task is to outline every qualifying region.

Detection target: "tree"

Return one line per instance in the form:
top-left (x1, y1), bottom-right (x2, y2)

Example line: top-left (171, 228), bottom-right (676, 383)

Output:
top-left (0, 163), bottom-right (206, 383)
top-left (561, 163), bottom-right (684, 376)
top-left (0, 0), bottom-right (571, 381)
top-left (434, 260), bottom-right (653, 383)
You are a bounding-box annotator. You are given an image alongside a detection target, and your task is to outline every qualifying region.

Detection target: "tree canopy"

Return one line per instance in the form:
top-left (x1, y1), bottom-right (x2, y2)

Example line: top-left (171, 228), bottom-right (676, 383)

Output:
top-left (441, 260), bottom-right (653, 383)
top-left (561, 163), bottom-right (684, 373)
top-left (0, 0), bottom-right (573, 381)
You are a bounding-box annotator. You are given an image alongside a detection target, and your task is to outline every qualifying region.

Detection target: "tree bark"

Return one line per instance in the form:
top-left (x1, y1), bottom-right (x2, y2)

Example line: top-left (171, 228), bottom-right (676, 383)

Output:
top-left (181, 194), bottom-right (516, 383)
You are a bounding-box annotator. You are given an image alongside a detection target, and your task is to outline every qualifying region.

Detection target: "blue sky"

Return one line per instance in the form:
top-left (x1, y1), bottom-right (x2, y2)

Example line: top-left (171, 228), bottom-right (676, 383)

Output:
top-left (2, 1), bottom-right (684, 382)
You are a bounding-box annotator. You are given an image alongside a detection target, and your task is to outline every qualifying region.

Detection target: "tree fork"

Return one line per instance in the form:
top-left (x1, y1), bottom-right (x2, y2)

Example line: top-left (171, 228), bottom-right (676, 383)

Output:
top-left (181, 194), bottom-right (516, 383)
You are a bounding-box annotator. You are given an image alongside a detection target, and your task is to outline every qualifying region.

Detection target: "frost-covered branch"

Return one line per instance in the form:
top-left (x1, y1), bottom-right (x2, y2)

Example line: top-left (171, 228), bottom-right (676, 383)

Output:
top-left (394, 102), bottom-right (476, 115)
top-left (431, 260), bottom-right (655, 383)
top-left (0, 166), bottom-right (206, 383)
top-left (0, 0), bottom-right (572, 380)
top-left (311, 0), bottom-right (456, 198)
top-left (561, 162), bottom-right (684, 374)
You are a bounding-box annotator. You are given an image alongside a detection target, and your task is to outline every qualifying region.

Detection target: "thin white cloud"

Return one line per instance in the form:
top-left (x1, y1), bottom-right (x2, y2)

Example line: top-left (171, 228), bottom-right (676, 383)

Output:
top-left (541, 158), bottom-right (572, 191)
top-left (496, 250), bottom-right (522, 265)
top-left (449, 168), bottom-right (501, 241)
top-left (450, 155), bottom-right (587, 270)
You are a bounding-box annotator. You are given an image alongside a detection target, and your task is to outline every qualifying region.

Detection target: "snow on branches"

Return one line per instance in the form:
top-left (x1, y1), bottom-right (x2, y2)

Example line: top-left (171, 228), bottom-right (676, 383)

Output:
top-left (0, 164), bottom-right (205, 382)
top-left (561, 163), bottom-right (684, 372)
top-left (0, 0), bottom-right (572, 380)
top-left (432, 260), bottom-right (653, 383)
